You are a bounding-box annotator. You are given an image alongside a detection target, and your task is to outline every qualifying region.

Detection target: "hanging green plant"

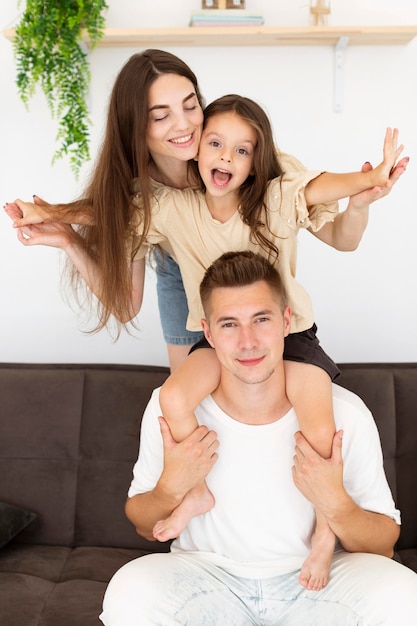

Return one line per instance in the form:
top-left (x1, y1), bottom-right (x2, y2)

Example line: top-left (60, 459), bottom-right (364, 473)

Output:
top-left (13, 0), bottom-right (108, 177)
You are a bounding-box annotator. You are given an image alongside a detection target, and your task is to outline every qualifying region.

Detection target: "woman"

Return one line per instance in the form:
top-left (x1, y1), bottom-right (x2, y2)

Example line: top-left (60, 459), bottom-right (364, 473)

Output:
top-left (13, 50), bottom-right (207, 371)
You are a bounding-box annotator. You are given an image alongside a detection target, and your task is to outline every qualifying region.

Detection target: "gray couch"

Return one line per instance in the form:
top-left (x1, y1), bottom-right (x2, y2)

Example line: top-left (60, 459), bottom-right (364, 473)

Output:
top-left (0, 362), bottom-right (416, 626)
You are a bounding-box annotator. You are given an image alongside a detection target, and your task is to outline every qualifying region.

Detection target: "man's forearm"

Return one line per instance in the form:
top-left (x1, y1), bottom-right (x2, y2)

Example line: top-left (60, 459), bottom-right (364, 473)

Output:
top-left (125, 485), bottom-right (183, 542)
top-left (293, 430), bottom-right (400, 558)
top-left (323, 492), bottom-right (400, 557)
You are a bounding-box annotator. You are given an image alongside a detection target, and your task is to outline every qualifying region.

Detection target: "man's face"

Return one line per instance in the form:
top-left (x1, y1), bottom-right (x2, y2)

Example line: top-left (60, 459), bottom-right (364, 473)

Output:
top-left (202, 280), bottom-right (291, 385)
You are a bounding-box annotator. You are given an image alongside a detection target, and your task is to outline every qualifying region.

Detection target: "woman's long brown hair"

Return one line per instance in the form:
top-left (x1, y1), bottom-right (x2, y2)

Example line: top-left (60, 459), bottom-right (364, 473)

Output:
top-left (53, 49), bottom-right (204, 334)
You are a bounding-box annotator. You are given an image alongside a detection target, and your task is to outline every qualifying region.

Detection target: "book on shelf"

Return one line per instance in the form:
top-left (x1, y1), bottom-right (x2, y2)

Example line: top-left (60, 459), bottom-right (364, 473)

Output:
top-left (190, 10), bottom-right (264, 27)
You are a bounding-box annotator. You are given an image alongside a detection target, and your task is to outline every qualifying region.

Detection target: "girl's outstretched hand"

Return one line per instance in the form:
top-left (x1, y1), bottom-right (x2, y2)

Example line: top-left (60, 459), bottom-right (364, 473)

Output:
top-left (369, 127), bottom-right (405, 189)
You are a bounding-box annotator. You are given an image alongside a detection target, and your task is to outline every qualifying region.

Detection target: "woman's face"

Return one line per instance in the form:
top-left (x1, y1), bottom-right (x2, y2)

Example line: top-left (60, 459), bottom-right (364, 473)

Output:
top-left (146, 73), bottom-right (203, 164)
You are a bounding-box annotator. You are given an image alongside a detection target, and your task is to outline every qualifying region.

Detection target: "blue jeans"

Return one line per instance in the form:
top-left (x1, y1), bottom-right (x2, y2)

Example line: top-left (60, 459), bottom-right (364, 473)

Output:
top-left (154, 248), bottom-right (203, 346)
top-left (100, 550), bottom-right (417, 625)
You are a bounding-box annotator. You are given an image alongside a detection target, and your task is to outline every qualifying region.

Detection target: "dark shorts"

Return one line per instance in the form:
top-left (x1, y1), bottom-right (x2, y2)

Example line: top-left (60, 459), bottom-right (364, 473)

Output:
top-left (189, 323), bottom-right (340, 382)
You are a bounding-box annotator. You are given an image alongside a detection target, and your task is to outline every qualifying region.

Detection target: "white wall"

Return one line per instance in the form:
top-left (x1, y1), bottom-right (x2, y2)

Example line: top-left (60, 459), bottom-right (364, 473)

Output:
top-left (1, 0), bottom-right (416, 366)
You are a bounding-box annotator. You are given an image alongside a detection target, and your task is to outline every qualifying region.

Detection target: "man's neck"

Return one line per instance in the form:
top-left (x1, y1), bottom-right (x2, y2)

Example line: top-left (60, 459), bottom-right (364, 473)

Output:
top-left (211, 368), bottom-right (292, 425)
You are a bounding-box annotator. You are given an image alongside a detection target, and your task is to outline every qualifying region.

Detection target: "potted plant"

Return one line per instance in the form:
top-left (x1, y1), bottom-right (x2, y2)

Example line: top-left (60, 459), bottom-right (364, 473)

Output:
top-left (13, 0), bottom-right (108, 177)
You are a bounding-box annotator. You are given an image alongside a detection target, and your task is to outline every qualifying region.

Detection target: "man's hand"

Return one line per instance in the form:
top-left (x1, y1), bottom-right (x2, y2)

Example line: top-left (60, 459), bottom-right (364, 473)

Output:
top-left (158, 416), bottom-right (219, 500)
top-left (292, 430), bottom-right (345, 515)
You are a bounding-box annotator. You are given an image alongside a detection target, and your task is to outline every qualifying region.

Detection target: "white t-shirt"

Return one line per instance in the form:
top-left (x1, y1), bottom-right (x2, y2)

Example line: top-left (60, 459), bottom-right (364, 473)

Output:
top-left (128, 384), bottom-right (400, 579)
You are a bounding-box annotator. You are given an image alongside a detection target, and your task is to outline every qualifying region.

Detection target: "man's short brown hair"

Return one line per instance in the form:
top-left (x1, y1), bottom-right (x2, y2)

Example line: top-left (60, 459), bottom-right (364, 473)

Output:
top-left (200, 251), bottom-right (287, 316)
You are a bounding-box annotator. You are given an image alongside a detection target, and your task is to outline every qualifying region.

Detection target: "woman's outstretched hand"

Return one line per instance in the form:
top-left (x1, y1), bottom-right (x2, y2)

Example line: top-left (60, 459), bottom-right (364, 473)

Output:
top-left (5, 199), bottom-right (75, 249)
top-left (4, 195), bottom-right (52, 227)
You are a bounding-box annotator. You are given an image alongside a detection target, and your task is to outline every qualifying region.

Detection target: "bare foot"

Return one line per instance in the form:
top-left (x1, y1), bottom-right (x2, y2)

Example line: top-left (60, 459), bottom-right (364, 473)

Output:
top-left (299, 523), bottom-right (336, 591)
top-left (153, 482), bottom-right (214, 542)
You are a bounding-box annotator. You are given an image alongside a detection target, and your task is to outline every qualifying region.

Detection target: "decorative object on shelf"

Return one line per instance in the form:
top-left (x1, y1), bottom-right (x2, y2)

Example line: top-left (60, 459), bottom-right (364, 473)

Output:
top-left (310, 0), bottom-right (331, 26)
top-left (193, 1), bottom-right (260, 28)
top-left (190, 9), bottom-right (263, 27)
top-left (202, 0), bottom-right (245, 8)
top-left (12, 0), bottom-right (108, 177)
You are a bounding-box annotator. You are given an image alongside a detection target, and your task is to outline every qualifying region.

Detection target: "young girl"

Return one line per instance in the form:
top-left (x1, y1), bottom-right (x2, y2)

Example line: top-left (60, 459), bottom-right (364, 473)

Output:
top-left (7, 96), bottom-right (406, 591)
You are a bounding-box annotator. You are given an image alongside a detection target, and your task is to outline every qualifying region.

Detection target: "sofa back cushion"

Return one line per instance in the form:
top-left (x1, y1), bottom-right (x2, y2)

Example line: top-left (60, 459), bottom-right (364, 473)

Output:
top-left (0, 362), bottom-right (416, 552)
top-left (337, 364), bottom-right (417, 551)
top-left (0, 364), bottom-right (169, 551)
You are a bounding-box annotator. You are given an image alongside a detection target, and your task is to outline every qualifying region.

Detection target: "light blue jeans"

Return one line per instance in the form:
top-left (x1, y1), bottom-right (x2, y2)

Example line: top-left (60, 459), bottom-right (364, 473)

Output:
top-left (154, 248), bottom-right (203, 346)
top-left (100, 550), bottom-right (417, 625)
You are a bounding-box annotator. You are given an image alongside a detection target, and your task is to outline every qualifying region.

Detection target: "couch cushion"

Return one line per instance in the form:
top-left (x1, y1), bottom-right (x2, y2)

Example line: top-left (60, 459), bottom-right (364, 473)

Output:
top-left (0, 572), bottom-right (105, 626)
top-left (337, 363), bottom-right (417, 551)
top-left (74, 367), bottom-right (170, 549)
top-left (0, 572), bottom-right (56, 626)
top-left (0, 363), bottom-right (170, 549)
top-left (0, 367), bottom-right (85, 545)
top-left (0, 544), bottom-right (150, 626)
top-left (34, 579), bottom-right (106, 626)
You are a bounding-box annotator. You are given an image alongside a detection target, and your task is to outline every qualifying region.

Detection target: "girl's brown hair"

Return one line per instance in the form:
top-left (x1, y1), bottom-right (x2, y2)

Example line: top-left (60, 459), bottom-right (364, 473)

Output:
top-left (202, 95), bottom-right (284, 261)
top-left (57, 50), bottom-right (204, 333)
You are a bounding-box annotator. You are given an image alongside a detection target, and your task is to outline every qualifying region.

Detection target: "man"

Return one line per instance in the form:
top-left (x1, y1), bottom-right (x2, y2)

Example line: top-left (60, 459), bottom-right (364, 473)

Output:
top-left (100, 251), bottom-right (417, 626)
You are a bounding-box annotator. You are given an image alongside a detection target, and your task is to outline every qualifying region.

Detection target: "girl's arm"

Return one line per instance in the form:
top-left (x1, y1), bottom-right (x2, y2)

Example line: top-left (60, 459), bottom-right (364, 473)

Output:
top-left (285, 361), bottom-right (335, 459)
top-left (159, 347), bottom-right (221, 442)
top-left (305, 128), bottom-right (404, 206)
top-left (311, 155), bottom-right (408, 251)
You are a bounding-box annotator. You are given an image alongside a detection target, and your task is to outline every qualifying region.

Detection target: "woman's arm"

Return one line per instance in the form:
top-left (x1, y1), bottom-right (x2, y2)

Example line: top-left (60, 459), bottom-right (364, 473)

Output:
top-left (310, 156), bottom-right (408, 251)
top-left (65, 241), bottom-right (145, 321)
top-left (6, 197), bottom-right (93, 226)
top-left (5, 202), bottom-right (145, 321)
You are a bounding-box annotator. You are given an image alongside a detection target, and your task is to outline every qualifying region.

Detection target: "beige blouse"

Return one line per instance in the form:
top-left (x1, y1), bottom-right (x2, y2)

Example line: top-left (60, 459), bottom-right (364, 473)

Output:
top-left (132, 165), bottom-right (338, 334)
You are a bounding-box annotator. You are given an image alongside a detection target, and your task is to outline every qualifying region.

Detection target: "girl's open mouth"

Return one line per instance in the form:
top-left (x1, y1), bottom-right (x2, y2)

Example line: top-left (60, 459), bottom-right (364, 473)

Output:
top-left (212, 168), bottom-right (232, 187)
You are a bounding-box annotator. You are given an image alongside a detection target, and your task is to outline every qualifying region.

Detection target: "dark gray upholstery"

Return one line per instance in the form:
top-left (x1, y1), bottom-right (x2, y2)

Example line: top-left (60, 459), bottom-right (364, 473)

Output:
top-left (0, 362), bottom-right (416, 625)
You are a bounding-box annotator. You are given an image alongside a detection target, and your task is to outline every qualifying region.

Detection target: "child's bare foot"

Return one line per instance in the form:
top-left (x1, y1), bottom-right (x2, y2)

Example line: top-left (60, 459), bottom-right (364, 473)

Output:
top-left (299, 523), bottom-right (336, 591)
top-left (153, 482), bottom-right (214, 542)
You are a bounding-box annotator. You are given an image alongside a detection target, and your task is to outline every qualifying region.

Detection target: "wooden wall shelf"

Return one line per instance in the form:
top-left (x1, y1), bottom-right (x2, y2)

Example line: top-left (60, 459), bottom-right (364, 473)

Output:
top-left (4, 25), bottom-right (416, 113)
top-left (4, 25), bottom-right (417, 48)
